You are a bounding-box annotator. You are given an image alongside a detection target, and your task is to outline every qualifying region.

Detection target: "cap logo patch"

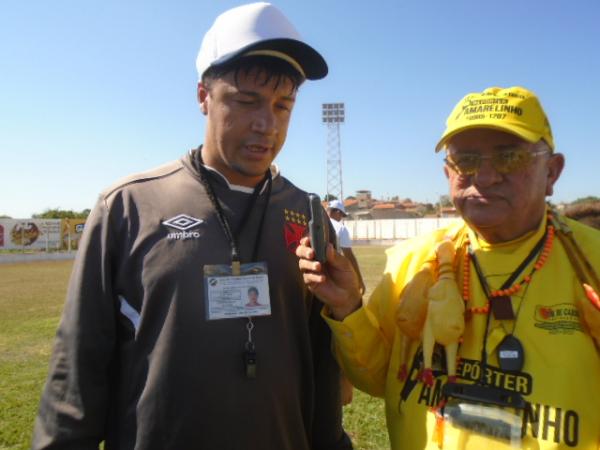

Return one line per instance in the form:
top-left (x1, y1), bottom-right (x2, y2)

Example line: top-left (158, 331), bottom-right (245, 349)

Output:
top-left (458, 98), bottom-right (523, 120)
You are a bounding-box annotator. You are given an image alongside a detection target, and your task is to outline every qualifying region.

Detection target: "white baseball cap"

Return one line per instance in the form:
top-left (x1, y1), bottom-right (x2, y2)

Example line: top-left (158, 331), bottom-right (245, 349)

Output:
top-left (196, 2), bottom-right (328, 81)
top-left (328, 199), bottom-right (347, 216)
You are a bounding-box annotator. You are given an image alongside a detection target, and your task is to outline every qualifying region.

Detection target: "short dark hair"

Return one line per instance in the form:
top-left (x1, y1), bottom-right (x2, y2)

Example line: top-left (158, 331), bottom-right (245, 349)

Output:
top-left (248, 286), bottom-right (259, 296)
top-left (202, 55), bottom-right (305, 93)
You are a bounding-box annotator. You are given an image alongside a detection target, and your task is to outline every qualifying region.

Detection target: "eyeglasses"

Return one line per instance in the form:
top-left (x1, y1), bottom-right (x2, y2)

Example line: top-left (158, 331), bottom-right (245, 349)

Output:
top-left (444, 148), bottom-right (550, 176)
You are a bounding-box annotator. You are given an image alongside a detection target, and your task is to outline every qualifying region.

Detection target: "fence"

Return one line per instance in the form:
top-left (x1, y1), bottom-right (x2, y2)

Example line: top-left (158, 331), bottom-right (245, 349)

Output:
top-left (345, 217), bottom-right (460, 242)
top-left (0, 217), bottom-right (459, 251)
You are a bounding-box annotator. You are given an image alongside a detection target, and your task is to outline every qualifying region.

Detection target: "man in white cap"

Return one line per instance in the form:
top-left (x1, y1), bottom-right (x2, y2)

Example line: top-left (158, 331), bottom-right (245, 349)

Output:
top-left (297, 86), bottom-right (600, 449)
top-left (33, 3), bottom-right (352, 449)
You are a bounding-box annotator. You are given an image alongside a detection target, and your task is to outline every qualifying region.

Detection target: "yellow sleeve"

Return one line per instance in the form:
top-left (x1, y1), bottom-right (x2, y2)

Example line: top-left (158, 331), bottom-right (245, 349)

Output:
top-left (323, 272), bottom-right (396, 397)
top-left (322, 238), bottom-right (436, 397)
top-left (323, 223), bottom-right (465, 398)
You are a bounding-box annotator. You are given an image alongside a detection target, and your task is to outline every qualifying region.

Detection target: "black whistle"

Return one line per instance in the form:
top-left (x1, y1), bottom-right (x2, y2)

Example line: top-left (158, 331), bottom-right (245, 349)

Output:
top-left (244, 349), bottom-right (257, 379)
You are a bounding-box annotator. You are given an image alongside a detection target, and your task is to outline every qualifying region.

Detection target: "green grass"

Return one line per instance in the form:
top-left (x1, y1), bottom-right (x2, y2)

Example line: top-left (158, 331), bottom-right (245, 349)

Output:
top-left (0, 261), bottom-right (72, 450)
top-left (0, 245), bottom-right (392, 450)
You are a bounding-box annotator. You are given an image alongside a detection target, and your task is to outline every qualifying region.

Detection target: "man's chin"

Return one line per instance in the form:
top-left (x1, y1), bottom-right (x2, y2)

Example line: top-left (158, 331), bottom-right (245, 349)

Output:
top-left (461, 207), bottom-right (507, 232)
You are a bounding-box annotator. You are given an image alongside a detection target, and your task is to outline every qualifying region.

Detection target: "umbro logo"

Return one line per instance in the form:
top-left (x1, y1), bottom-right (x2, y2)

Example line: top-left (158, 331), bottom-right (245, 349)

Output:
top-left (162, 214), bottom-right (204, 240)
top-left (163, 214), bottom-right (203, 231)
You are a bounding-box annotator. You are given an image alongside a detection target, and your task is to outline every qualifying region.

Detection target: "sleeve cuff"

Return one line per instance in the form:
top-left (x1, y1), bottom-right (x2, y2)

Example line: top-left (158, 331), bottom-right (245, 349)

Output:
top-left (321, 306), bottom-right (376, 354)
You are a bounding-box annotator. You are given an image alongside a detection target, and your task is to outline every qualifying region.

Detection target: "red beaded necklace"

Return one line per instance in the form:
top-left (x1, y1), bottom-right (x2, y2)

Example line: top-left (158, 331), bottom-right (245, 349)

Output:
top-left (462, 218), bottom-right (555, 315)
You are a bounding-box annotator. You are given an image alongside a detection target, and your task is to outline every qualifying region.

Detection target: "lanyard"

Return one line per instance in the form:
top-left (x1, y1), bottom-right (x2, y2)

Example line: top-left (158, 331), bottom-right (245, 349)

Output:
top-left (469, 229), bottom-right (547, 299)
top-left (194, 148), bottom-right (273, 379)
top-left (194, 148), bottom-right (272, 269)
top-left (469, 227), bottom-right (547, 383)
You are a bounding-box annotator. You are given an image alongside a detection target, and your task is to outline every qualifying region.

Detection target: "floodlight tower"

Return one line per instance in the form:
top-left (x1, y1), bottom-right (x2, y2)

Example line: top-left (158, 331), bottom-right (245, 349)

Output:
top-left (322, 103), bottom-right (345, 201)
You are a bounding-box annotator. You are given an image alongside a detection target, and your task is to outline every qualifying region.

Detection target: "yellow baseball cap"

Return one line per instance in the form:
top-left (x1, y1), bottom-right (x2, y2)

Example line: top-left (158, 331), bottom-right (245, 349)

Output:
top-left (435, 86), bottom-right (554, 152)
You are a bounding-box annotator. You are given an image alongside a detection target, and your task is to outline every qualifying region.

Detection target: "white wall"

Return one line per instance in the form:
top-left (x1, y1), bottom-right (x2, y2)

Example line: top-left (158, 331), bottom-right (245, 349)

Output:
top-left (345, 217), bottom-right (460, 241)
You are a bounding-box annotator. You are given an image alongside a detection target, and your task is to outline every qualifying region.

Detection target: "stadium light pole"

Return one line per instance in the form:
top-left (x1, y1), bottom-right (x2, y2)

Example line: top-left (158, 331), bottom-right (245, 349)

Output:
top-left (322, 103), bottom-right (345, 202)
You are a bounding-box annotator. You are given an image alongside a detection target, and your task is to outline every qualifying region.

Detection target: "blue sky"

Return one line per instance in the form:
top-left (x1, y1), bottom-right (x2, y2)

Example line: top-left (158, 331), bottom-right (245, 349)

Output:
top-left (2, 0), bottom-right (599, 218)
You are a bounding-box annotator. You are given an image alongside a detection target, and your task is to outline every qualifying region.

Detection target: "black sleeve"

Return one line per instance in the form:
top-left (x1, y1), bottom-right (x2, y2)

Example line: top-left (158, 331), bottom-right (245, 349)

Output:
top-left (309, 298), bottom-right (354, 450)
top-left (32, 197), bottom-right (118, 449)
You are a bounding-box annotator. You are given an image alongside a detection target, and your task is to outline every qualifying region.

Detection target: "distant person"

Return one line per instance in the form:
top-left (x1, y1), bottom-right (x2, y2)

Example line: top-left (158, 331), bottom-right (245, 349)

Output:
top-left (298, 86), bottom-right (600, 449)
top-left (327, 199), bottom-right (366, 295)
top-left (246, 286), bottom-right (262, 307)
top-left (564, 201), bottom-right (600, 229)
top-left (32, 3), bottom-right (352, 449)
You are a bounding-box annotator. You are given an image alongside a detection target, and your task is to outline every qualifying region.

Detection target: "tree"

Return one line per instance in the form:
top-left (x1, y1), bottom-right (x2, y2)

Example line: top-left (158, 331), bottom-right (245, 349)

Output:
top-left (571, 196), bottom-right (600, 205)
top-left (323, 194), bottom-right (338, 201)
top-left (439, 195), bottom-right (453, 207)
top-left (32, 208), bottom-right (90, 219)
top-left (418, 203), bottom-right (437, 216)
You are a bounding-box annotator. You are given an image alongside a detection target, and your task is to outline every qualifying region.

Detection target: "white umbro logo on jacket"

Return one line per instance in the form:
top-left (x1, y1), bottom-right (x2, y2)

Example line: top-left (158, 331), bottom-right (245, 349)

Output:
top-left (162, 214), bottom-right (204, 240)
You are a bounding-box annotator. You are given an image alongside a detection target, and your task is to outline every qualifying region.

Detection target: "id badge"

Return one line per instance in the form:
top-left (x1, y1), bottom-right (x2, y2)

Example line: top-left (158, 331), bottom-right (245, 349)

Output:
top-left (442, 399), bottom-right (523, 447)
top-left (204, 262), bottom-right (271, 320)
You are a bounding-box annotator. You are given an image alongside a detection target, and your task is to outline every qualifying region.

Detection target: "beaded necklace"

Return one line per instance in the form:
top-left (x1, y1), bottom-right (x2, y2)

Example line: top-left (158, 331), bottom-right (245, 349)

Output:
top-left (462, 216), bottom-right (555, 315)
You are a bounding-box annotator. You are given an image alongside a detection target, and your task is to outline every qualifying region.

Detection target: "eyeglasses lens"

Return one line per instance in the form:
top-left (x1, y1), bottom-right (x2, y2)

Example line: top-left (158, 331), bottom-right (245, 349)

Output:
top-left (446, 150), bottom-right (534, 175)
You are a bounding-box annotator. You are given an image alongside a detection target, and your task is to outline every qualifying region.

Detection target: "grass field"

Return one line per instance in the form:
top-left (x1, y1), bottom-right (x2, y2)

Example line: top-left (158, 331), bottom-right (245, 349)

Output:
top-left (0, 245), bottom-right (391, 450)
top-left (0, 261), bottom-right (73, 449)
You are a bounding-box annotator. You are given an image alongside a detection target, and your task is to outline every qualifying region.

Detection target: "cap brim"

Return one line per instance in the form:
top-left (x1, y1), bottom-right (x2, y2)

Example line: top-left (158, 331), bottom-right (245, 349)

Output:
top-left (435, 123), bottom-right (543, 152)
top-left (211, 38), bottom-right (328, 80)
top-left (328, 206), bottom-right (347, 216)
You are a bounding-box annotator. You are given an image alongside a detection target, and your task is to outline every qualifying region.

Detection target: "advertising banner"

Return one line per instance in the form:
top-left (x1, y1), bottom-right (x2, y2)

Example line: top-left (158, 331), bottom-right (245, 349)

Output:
top-left (0, 219), bottom-right (62, 250)
top-left (61, 219), bottom-right (86, 250)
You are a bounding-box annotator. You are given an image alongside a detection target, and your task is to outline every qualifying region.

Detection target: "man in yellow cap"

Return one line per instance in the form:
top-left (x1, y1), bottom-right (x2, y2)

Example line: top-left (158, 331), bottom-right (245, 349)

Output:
top-left (297, 86), bottom-right (600, 449)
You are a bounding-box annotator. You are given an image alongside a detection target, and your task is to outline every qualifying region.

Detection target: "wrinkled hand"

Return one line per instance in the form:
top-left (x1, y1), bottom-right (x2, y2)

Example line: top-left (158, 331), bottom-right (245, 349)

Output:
top-left (296, 236), bottom-right (362, 320)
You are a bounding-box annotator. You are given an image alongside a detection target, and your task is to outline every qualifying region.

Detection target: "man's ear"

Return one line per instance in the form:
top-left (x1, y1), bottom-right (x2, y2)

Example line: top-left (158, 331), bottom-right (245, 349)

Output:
top-left (443, 165), bottom-right (450, 179)
top-left (198, 82), bottom-right (209, 115)
top-left (545, 153), bottom-right (565, 196)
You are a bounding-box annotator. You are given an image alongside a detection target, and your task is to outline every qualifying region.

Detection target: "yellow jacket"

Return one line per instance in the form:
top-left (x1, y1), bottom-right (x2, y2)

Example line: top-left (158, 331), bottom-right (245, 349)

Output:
top-left (326, 215), bottom-right (600, 449)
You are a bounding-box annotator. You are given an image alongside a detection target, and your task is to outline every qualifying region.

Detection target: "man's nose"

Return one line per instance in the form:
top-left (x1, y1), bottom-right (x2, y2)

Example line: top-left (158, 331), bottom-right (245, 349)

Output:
top-left (252, 107), bottom-right (277, 135)
top-left (472, 157), bottom-right (503, 187)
